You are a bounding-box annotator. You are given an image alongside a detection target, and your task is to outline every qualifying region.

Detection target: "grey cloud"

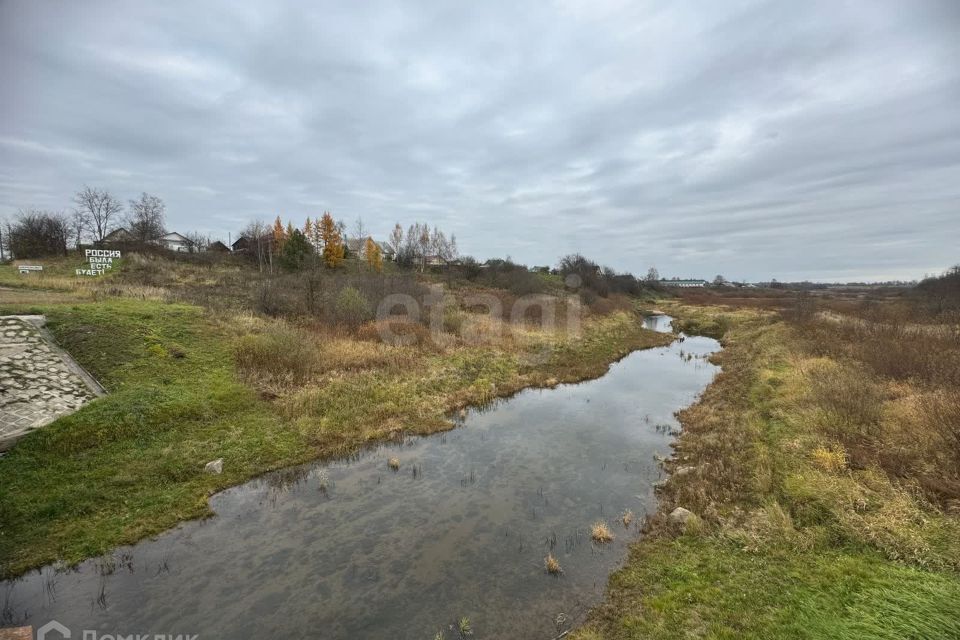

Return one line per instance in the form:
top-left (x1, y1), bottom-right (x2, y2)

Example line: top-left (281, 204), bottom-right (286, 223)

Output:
top-left (1, 0), bottom-right (958, 281)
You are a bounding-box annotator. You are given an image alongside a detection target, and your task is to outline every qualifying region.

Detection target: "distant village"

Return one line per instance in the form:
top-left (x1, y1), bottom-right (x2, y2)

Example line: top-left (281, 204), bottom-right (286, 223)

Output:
top-left (0, 188), bottom-right (920, 289)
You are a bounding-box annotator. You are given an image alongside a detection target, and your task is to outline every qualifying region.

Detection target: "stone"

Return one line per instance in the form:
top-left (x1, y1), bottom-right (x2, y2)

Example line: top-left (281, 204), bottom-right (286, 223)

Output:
top-left (204, 458), bottom-right (224, 474)
top-left (1, 315), bottom-right (103, 450)
top-left (673, 465), bottom-right (695, 477)
top-left (669, 507), bottom-right (695, 524)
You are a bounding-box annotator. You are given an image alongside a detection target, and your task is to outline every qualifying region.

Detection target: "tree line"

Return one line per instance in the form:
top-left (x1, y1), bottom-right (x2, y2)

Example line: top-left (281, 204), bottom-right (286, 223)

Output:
top-left (237, 216), bottom-right (458, 275)
top-left (2, 186), bottom-right (174, 258)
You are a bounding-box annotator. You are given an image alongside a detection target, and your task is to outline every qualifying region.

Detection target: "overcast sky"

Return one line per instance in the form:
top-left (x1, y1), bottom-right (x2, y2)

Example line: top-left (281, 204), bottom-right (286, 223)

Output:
top-left (1, 0), bottom-right (957, 281)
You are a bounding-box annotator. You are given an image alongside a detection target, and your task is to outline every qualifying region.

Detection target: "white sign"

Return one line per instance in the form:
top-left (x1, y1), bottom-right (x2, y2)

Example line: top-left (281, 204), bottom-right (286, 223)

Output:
top-left (76, 249), bottom-right (121, 276)
top-left (18, 265), bottom-right (43, 273)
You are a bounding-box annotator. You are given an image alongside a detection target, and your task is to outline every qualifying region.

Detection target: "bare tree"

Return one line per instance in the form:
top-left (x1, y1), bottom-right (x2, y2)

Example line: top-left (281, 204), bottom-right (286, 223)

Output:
top-left (69, 208), bottom-right (91, 249)
top-left (431, 226), bottom-right (458, 265)
top-left (388, 223), bottom-right (404, 257)
top-left (352, 217), bottom-right (367, 244)
top-left (126, 192), bottom-right (166, 243)
top-left (416, 223), bottom-right (431, 271)
top-left (182, 231), bottom-right (209, 253)
top-left (74, 186), bottom-right (123, 243)
top-left (241, 220), bottom-right (269, 273)
top-left (645, 267), bottom-right (659, 282)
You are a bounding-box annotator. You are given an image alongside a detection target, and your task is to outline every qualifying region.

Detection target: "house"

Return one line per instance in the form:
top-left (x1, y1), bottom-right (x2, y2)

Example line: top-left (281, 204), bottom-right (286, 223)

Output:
top-left (206, 240), bottom-right (230, 253)
top-left (659, 279), bottom-right (707, 288)
top-left (101, 228), bottom-right (133, 244)
top-left (232, 234), bottom-right (273, 254)
top-left (158, 232), bottom-right (192, 252)
top-left (345, 237), bottom-right (395, 260)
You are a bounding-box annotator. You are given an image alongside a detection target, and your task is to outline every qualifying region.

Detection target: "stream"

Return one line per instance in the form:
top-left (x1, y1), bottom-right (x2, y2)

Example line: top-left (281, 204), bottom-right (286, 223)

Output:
top-left (1, 315), bottom-right (720, 639)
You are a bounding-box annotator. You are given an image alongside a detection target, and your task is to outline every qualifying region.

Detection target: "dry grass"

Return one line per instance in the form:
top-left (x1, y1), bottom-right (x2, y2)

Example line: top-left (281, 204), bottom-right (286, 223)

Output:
top-left (545, 553), bottom-right (563, 574)
top-left (574, 300), bottom-right (960, 639)
top-left (387, 457), bottom-right (400, 471)
top-left (621, 509), bottom-right (634, 527)
top-left (810, 445), bottom-right (847, 473)
top-left (234, 322), bottom-right (324, 390)
top-left (652, 303), bottom-right (960, 566)
top-left (591, 521), bottom-right (614, 543)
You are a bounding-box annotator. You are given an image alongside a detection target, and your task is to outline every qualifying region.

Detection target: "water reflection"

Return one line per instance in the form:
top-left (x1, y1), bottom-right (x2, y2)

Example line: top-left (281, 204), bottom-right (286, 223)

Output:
top-left (2, 317), bottom-right (720, 639)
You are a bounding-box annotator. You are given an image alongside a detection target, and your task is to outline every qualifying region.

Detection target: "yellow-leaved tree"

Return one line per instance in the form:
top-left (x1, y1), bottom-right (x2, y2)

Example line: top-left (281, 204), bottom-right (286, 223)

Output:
top-left (303, 217), bottom-right (313, 248)
top-left (272, 216), bottom-right (287, 252)
top-left (364, 237), bottom-right (383, 273)
top-left (319, 212), bottom-right (344, 268)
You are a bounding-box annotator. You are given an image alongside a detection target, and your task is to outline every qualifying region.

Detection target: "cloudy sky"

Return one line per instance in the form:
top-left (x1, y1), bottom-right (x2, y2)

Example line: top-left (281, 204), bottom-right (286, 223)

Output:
top-left (1, 0), bottom-right (957, 281)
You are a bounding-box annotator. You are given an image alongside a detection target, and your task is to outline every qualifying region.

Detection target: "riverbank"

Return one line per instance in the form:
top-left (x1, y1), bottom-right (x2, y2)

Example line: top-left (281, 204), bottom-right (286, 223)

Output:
top-left (572, 303), bottom-right (960, 639)
top-left (0, 293), bottom-right (672, 579)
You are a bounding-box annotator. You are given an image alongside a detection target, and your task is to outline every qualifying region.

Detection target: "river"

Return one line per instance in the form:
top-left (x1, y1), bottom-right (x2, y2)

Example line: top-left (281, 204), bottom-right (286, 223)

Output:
top-left (1, 315), bottom-right (720, 639)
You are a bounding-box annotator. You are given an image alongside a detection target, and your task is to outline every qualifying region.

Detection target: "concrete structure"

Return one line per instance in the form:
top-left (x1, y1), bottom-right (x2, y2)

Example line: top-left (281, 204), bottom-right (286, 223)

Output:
top-left (0, 315), bottom-right (105, 451)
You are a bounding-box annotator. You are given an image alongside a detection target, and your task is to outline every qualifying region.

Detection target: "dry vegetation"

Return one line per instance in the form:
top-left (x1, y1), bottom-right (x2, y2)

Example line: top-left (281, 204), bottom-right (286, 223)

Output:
top-left (574, 285), bottom-right (960, 639)
top-left (545, 553), bottom-right (563, 575)
top-left (591, 520), bottom-right (615, 543)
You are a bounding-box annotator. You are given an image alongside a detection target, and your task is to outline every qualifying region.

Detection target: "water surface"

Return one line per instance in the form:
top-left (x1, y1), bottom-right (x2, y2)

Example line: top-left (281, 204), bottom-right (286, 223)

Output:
top-left (2, 315), bottom-right (719, 639)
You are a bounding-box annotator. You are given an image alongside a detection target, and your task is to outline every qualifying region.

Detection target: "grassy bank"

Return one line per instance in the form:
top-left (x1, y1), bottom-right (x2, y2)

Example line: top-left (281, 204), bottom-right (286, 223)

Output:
top-left (0, 291), bottom-right (671, 578)
top-left (573, 303), bottom-right (960, 639)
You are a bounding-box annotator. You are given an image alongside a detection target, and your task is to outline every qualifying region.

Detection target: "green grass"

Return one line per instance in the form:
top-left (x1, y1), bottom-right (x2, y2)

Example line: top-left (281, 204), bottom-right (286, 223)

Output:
top-left (0, 299), bottom-right (307, 577)
top-left (582, 536), bottom-right (960, 640)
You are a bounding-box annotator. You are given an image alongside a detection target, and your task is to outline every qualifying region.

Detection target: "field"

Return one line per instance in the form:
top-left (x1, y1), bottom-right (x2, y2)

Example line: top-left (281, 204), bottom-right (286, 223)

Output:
top-left (0, 252), bottom-right (671, 577)
top-left (573, 286), bottom-right (960, 639)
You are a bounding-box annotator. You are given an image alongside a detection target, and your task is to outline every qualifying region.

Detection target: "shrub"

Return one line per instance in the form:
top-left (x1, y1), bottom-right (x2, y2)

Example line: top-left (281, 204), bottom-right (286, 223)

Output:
top-left (334, 286), bottom-right (373, 326)
top-left (5, 209), bottom-right (69, 258)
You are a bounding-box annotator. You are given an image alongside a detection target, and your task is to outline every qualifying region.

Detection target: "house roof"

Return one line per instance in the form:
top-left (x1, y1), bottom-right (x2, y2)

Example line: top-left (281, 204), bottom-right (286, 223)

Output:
top-left (345, 237), bottom-right (393, 254)
top-left (103, 227), bottom-right (132, 241)
top-left (232, 234), bottom-right (272, 249)
top-left (159, 232), bottom-right (190, 242)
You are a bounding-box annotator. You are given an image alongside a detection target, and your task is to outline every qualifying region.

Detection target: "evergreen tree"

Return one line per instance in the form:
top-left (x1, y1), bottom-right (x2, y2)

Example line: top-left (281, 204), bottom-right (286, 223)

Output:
top-left (279, 228), bottom-right (313, 271)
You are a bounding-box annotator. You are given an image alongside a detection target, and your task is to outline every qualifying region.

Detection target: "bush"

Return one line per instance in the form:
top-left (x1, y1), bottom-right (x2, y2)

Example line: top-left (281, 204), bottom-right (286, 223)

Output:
top-left (5, 209), bottom-right (69, 258)
top-left (334, 286), bottom-right (372, 326)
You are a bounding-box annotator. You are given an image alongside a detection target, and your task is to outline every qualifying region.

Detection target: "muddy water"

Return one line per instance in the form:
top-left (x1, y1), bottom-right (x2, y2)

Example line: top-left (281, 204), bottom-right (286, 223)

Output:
top-left (1, 316), bottom-right (719, 639)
